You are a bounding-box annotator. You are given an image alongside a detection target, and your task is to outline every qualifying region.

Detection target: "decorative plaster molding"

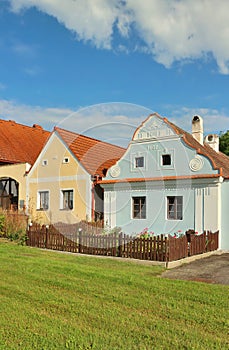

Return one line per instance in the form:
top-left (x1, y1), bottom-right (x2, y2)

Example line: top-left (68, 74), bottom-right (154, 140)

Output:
top-left (110, 165), bottom-right (121, 178)
top-left (189, 156), bottom-right (204, 172)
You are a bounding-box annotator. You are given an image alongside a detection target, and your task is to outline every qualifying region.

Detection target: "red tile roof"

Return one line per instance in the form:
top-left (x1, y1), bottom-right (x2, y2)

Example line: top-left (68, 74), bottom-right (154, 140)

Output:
top-left (0, 119), bottom-right (50, 165)
top-left (164, 117), bottom-right (229, 178)
top-left (99, 174), bottom-right (221, 185)
top-left (55, 127), bottom-right (126, 177)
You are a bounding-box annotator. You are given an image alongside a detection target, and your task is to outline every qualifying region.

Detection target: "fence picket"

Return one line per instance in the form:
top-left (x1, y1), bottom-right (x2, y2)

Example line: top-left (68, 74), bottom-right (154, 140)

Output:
top-left (26, 224), bottom-right (219, 262)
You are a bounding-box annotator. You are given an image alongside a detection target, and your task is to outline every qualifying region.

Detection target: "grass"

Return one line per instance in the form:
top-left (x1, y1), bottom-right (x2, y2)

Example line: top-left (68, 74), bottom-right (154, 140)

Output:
top-left (0, 240), bottom-right (228, 350)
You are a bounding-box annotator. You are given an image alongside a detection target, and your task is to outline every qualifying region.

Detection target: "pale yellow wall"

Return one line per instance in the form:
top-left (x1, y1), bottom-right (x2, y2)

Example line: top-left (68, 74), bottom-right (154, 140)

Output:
top-left (0, 163), bottom-right (30, 210)
top-left (28, 133), bottom-right (91, 224)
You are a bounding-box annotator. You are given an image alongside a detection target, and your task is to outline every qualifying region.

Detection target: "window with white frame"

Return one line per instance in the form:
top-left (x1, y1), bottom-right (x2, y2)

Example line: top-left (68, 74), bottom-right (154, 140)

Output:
top-left (135, 156), bottom-right (144, 168)
top-left (167, 196), bottom-right (183, 220)
top-left (162, 154), bottom-right (171, 166)
top-left (38, 191), bottom-right (49, 210)
top-left (131, 152), bottom-right (146, 171)
top-left (132, 196), bottom-right (146, 219)
top-left (61, 189), bottom-right (73, 210)
top-left (62, 157), bottom-right (70, 164)
top-left (158, 149), bottom-right (174, 169)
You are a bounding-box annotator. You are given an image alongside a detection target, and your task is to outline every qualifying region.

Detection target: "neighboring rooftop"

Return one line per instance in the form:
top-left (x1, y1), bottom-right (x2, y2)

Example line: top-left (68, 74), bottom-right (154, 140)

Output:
top-left (164, 117), bottom-right (229, 178)
top-left (55, 127), bottom-right (126, 177)
top-left (0, 119), bottom-right (50, 165)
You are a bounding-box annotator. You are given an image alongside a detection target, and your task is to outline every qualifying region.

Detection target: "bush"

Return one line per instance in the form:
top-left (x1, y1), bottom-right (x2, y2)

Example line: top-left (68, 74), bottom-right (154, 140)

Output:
top-left (0, 210), bottom-right (28, 245)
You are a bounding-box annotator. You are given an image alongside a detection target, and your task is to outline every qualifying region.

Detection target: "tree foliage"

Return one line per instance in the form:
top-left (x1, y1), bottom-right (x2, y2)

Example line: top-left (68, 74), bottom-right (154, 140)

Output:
top-left (219, 130), bottom-right (229, 156)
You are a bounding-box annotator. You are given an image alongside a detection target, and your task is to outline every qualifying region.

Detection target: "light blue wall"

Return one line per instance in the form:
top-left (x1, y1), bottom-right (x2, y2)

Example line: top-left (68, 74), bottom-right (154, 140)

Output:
top-left (106, 181), bottom-right (195, 236)
top-left (106, 140), bottom-right (218, 180)
top-left (102, 115), bottom-right (221, 238)
top-left (221, 180), bottom-right (229, 250)
top-left (105, 116), bottom-right (218, 181)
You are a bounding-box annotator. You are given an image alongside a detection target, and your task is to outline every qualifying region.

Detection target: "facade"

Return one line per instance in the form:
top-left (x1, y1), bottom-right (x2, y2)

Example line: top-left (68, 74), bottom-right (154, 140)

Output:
top-left (100, 113), bottom-right (229, 250)
top-left (0, 119), bottom-right (50, 211)
top-left (28, 127), bottom-right (125, 224)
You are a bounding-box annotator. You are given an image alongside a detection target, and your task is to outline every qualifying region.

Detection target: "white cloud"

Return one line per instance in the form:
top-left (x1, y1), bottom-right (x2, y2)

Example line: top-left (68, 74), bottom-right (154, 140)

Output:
top-left (8, 0), bottom-right (229, 74)
top-left (12, 42), bottom-right (35, 56)
top-left (0, 100), bottom-right (228, 147)
top-left (0, 99), bottom-right (72, 130)
top-left (9, 0), bottom-right (121, 49)
top-left (168, 106), bottom-right (229, 134)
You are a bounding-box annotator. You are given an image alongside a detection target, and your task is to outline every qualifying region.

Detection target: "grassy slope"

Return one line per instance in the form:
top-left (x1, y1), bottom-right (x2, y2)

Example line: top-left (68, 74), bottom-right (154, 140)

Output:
top-left (0, 240), bottom-right (228, 350)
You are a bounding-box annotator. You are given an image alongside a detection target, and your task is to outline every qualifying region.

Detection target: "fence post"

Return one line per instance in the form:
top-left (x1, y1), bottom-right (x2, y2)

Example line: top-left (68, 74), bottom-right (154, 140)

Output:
top-left (45, 225), bottom-right (49, 249)
top-left (165, 236), bottom-right (169, 267)
top-left (118, 232), bottom-right (123, 257)
top-left (78, 228), bottom-right (82, 253)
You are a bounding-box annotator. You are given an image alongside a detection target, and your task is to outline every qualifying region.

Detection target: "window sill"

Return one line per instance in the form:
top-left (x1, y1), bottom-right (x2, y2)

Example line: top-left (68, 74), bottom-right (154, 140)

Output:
top-left (132, 217), bottom-right (147, 220)
top-left (59, 208), bottom-right (73, 211)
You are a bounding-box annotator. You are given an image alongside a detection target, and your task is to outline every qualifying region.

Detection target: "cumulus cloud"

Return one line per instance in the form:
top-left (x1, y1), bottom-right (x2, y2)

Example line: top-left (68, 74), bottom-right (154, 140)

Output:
top-left (0, 100), bottom-right (228, 147)
top-left (168, 106), bottom-right (229, 134)
top-left (0, 99), bottom-right (72, 130)
top-left (8, 0), bottom-right (229, 74)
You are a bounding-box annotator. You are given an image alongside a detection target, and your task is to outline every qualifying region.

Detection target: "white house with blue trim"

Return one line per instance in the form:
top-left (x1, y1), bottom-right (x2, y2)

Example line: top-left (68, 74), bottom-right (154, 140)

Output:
top-left (100, 113), bottom-right (229, 250)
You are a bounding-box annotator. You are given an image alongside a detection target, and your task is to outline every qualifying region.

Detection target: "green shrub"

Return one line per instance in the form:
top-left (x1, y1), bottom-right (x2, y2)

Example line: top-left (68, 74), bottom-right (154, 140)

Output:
top-left (0, 213), bottom-right (5, 235)
top-left (0, 210), bottom-right (28, 245)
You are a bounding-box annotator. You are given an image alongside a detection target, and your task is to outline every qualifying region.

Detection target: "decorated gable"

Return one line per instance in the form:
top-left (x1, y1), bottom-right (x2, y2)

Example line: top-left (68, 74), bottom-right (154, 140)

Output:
top-left (133, 113), bottom-right (176, 141)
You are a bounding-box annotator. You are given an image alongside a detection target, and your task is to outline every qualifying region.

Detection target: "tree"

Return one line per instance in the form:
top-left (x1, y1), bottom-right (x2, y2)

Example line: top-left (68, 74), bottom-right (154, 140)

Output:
top-left (219, 131), bottom-right (229, 156)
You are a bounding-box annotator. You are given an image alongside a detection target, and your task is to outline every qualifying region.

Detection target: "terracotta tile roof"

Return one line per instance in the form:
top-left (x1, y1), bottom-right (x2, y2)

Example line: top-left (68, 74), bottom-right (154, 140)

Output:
top-left (55, 127), bottom-right (126, 177)
top-left (0, 119), bottom-right (50, 165)
top-left (164, 118), bottom-right (229, 178)
top-left (99, 174), bottom-right (221, 185)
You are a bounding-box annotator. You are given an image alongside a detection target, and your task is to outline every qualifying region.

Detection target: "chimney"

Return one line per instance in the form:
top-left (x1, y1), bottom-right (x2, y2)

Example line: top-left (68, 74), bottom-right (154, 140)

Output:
top-left (192, 115), bottom-right (203, 145)
top-left (204, 134), bottom-right (219, 152)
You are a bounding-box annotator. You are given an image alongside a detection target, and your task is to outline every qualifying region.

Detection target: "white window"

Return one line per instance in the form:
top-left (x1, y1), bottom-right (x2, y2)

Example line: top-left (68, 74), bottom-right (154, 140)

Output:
top-left (42, 159), bottom-right (48, 166)
top-left (38, 191), bottom-right (49, 210)
top-left (61, 189), bottom-right (73, 210)
top-left (135, 156), bottom-right (144, 168)
top-left (132, 196), bottom-right (146, 219)
top-left (167, 196), bottom-right (183, 220)
top-left (158, 149), bottom-right (174, 170)
top-left (63, 157), bottom-right (70, 164)
top-left (131, 152), bottom-right (147, 171)
top-left (162, 154), bottom-right (171, 166)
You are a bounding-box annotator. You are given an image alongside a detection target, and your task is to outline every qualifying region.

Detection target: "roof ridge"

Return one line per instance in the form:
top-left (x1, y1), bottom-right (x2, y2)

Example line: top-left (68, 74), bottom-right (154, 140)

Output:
top-left (0, 118), bottom-right (47, 131)
top-left (164, 118), bottom-right (229, 176)
top-left (55, 126), bottom-right (126, 150)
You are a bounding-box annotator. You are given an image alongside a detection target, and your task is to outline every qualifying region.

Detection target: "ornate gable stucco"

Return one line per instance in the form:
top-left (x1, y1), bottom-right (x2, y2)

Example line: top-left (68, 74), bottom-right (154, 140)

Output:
top-left (132, 113), bottom-right (176, 142)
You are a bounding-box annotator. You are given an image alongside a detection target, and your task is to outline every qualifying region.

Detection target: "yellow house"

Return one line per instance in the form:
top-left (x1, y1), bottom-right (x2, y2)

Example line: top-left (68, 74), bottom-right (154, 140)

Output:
top-left (0, 119), bottom-right (50, 211)
top-left (28, 127), bottom-right (125, 224)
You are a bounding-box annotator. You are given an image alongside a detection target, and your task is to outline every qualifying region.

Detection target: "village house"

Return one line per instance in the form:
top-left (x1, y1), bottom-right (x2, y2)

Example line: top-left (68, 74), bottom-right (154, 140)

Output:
top-left (0, 119), bottom-right (50, 211)
top-left (100, 113), bottom-right (229, 250)
top-left (27, 127), bottom-right (125, 224)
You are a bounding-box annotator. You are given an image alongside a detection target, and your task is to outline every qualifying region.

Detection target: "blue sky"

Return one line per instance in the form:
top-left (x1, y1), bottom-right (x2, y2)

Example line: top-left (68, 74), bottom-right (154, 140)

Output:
top-left (0, 0), bottom-right (229, 146)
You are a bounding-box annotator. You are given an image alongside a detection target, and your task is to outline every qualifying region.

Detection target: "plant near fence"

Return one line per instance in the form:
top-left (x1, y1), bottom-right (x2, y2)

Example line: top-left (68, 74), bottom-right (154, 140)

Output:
top-left (0, 210), bottom-right (28, 244)
top-left (26, 223), bottom-right (219, 262)
top-left (135, 227), bottom-right (155, 238)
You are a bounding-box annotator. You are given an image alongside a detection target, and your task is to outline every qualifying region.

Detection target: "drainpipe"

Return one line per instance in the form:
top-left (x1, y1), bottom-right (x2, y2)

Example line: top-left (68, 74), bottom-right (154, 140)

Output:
top-left (202, 188), bottom-right (205, 233)
top-left (217, 177), bottom-right (223, 249)
top-left (194, 188), bottom-right (196, 232)
top-left (91, 175), bottom-right (99, 221)
top-left (91, 181), bottom-right (95, 221)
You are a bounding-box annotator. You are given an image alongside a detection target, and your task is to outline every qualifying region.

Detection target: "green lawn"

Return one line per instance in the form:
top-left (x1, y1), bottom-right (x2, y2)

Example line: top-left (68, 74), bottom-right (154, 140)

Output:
top-left (0, 240), bottom-right (228, 350)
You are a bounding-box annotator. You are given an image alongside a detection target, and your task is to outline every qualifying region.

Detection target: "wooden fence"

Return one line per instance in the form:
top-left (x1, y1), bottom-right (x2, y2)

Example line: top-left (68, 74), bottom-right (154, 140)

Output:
top-left (26, 223), bottom-right (219, 263)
